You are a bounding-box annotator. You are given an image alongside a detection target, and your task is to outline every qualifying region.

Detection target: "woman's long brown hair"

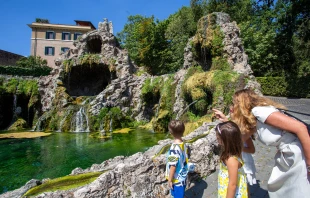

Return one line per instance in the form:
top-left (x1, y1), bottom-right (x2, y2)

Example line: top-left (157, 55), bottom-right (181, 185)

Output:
top-left (216, 121), bottom-right (243, 163)
top-left (231, 89), bottom-right (285, 136)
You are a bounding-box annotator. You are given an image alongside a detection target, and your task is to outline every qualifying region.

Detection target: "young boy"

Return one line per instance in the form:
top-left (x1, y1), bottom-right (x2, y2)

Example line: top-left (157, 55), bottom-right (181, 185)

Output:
top-left (165, 120), bottom-right (189, 198)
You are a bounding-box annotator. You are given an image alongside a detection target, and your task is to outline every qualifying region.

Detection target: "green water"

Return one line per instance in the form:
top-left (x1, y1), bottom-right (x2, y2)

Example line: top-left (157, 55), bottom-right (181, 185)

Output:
top-left (0, 129), bottom-right (168, 194)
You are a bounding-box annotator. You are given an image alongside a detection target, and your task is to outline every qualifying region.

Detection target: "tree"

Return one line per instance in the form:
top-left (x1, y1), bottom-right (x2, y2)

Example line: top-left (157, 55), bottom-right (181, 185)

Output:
top-left (16, 56), bottom-right (48, 68)
top-left (165, 7), bottom-right (197, 72)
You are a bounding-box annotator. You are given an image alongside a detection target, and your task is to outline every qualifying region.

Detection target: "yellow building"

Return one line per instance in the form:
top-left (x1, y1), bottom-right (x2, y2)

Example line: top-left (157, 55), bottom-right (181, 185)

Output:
top-left (28, 20), bottom-right (95, 68)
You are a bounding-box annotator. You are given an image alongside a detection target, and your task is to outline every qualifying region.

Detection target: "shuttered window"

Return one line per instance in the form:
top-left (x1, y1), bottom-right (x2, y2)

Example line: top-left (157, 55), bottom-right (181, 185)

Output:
top-left (45, 47), bottom-right (55, 56)
top-left (46, 31), bottom-right (55, 39)
top-left (62, 32), bottom-right (71, 40)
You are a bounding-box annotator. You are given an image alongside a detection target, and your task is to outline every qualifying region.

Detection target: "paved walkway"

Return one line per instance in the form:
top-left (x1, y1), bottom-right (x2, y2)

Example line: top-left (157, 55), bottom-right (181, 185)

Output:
top-left (185, 96), bottom-right (310, 198)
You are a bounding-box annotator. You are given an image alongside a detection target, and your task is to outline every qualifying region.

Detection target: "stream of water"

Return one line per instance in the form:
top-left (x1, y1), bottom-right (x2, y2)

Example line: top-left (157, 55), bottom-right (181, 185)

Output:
top-left (0, 129), bottom-right (167, 194)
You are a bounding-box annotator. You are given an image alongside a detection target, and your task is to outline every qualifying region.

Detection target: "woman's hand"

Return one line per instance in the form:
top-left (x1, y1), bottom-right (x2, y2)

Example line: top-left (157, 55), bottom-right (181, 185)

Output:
top-left (212, 109), bottom-right (229, 122)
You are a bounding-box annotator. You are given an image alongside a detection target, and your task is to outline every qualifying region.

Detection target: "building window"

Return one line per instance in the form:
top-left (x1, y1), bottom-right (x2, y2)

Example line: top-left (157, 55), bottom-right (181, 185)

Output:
top-left (45, 47), bottom-right (55, 56)
top-left (74, 32), bottom-right (82, 40)
top-left (62, 32), bottom-right (71, 40)
top-left (46, 31), bottom-right (55, 39)
top-left (61, 47), bottom-right (69, 53)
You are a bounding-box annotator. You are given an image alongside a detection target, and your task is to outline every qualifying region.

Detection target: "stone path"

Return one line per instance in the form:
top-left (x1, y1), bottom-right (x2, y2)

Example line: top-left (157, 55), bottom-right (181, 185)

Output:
top-left (185, 96), bottom-right (310, 198)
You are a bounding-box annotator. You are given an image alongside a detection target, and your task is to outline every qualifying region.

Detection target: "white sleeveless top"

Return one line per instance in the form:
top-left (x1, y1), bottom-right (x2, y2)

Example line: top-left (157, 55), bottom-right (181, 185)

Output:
top-left (251, 106), bottom-right (310, 198)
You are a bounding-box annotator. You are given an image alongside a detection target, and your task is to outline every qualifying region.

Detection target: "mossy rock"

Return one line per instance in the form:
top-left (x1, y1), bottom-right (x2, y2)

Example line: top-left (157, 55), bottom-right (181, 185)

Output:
top-left (8, 118), bottom-right (28, 131)
top-left (113, 128), bottom-right (133, 133)
top-left (152, 110), bottom-right (171, 133)
top-left (23, 172), bottom-right (103, 197)
top-left (182, 70), bottom-right (241, 113)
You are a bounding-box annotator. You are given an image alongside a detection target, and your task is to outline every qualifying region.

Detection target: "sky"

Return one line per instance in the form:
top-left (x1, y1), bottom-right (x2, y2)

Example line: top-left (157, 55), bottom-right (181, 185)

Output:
top-left (0, 0), bottom-right (190, 56)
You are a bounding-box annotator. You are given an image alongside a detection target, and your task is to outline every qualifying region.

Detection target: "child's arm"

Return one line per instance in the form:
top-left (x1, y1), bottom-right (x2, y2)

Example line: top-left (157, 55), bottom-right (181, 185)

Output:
top-left (243, 138), bottom-right (255, 154)
top-left (226, 157), bottom-right (240, 198)
top-left (168, 165), bottom-right (176, 189)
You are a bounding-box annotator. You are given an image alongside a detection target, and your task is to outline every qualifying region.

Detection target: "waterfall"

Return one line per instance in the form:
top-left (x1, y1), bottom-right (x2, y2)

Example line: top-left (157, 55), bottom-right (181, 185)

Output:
top-left (100, 120), bottom-right (105, 132)
top-left (109, 118), bottom-right (113, 132)
top-left (10, 94), bottom-right (18, 124)
top-left (74, 106), bottom-right (90, 132)
top-left (32, 119), bottom-right (40, 131)
top-left (33, 116), bottom-right (43, 131)
top-left (155, 96), bottom-right (162, 118)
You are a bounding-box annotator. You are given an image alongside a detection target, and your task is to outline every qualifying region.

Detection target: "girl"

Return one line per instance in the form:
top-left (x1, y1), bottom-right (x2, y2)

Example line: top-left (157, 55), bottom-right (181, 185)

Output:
top-left (216, 121), bottom-right (248, 198)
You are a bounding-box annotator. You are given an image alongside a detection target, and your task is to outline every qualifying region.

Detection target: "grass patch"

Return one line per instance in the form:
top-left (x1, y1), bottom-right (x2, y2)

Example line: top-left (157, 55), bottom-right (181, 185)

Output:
top-left (23, 172), bottom-right (103, 197)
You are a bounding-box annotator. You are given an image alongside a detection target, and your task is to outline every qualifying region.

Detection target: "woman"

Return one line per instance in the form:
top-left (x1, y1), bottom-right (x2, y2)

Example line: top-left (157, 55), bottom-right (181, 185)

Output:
top-left (213, 89), bottom-right (310, 197)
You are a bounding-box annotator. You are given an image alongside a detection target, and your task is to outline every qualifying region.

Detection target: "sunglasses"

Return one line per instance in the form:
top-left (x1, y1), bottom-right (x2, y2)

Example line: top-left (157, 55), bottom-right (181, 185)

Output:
top-left (216, 124), bottom-right (222, 135)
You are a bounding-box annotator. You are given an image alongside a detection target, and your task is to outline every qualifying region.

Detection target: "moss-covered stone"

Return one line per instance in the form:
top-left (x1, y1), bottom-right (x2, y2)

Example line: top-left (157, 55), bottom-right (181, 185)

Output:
top-left (0, 132), bottom-right (51, 139)
top-left (182, 70), bottom-right (241, 115)
top-left (8, 118), bottom-right (28, 131)
top-left (152, 110), bottom-right (171, 133)
top-left (23, 172), bottom-right (103, 197)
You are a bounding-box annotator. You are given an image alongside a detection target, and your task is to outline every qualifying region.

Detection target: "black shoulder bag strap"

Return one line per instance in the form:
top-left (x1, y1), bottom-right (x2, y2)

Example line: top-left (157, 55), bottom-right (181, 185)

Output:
top-left (278, 108), bottom-right (310, 135)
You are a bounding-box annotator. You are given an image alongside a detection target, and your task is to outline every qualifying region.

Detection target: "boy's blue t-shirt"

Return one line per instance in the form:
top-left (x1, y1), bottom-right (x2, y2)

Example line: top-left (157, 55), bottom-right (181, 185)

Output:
top-left (165, 142), bottom-right (189, 184)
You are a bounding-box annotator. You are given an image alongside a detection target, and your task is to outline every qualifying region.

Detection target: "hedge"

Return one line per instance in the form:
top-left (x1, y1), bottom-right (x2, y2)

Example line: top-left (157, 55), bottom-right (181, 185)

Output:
top-left (0, 65), bottom-right (52, 77)
top-left (256, 76), bottom-right (310, 98)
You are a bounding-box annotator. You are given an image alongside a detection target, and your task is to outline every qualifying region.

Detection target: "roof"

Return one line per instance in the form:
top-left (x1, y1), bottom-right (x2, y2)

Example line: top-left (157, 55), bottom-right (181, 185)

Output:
top-left (74, 20), bottom-right (96, 30)
top-left (28, 20), bottom-right (96, 31)
top-left (0, 49), bottom-right (24, 58)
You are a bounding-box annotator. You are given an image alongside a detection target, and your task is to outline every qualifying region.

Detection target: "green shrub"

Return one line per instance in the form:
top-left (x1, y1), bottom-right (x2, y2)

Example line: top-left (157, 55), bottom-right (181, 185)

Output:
top-left (256, 76), bottom-right (310, 98)
top-left (0, 65), bottom-right (51, 76)
top-left (256, 77), bottom-right (287, 96)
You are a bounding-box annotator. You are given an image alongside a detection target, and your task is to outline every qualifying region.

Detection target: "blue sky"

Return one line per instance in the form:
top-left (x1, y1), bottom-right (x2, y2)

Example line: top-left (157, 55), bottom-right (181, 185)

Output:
top-left (0, 0), bottom-right (190, 56)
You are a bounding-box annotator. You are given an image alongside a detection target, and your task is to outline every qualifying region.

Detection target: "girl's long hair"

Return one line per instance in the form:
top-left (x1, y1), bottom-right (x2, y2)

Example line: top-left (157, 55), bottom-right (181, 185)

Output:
top-left (216, 121), bottom-right (243, 163)
top-left (232, 89), bottom-right (285, 135)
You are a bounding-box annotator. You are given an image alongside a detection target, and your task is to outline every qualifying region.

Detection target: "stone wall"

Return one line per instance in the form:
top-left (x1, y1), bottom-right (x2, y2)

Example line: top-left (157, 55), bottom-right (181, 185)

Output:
top-left (0, 49), bottom-right (24, 66)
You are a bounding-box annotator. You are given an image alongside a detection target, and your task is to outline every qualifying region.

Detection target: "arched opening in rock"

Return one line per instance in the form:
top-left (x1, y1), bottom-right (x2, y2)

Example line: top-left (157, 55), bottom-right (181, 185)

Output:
top-left (87, 37), bottom-right (102, 54)
top-left (63, 64), bottom-right (116, 96)
top-left (0, 94), bottom-right (34, 130)
top-left (0, 94), bottom-right (14, 129)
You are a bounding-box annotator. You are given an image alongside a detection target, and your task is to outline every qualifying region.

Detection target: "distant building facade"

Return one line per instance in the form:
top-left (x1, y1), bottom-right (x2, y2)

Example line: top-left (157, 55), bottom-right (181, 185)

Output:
top-left (28, 20), bottom-right (96, 68)
top-left (0, 49), bottom-right (24, 66)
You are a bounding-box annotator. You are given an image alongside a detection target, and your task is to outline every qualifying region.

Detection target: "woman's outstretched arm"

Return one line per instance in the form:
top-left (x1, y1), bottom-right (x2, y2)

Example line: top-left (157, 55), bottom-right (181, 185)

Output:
top-left (212, 109), bottom-right (229, 122)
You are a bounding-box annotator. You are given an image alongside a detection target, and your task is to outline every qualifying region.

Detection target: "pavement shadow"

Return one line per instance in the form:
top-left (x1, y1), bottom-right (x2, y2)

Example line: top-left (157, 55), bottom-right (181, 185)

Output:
top-left (249, 180), bottom-right (269, 198)
top-left (185, 179), bottom-right (208, 198)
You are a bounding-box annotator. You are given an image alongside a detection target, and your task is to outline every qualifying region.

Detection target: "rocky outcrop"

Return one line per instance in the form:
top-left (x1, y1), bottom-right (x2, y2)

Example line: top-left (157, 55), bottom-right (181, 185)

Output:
top-left (89, 74), bottom-right (149, 118)
top-left (0, 179), bottom-right (41, 198)
top-left (196, 12), bottom-right (254, 76)
top-left (38, 69), bottom-right (60, 112)
top-left (35, 13), bottom-right (261, 131)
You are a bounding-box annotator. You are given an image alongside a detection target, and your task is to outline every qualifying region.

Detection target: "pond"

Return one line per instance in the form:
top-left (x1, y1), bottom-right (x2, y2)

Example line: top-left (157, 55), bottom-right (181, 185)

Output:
top-left (0, 129), bottom-right (168, 194)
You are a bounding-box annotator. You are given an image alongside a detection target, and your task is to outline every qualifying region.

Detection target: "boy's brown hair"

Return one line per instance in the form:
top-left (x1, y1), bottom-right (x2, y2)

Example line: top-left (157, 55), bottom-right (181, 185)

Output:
top-left (215, 121), bottom-right (243, 163)
top-left (168, 120), bottom-right (185, 137)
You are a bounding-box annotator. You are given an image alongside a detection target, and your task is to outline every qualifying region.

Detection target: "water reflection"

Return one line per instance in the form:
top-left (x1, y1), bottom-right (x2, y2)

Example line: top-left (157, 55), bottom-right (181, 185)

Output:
top-left (0, 129), bottom-right (167, 194)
